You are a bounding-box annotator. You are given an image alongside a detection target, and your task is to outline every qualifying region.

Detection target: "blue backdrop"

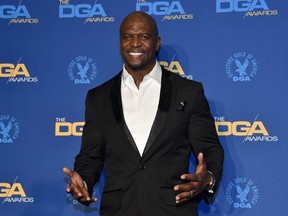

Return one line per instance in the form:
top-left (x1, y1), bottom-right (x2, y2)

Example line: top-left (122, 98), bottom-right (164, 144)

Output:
top-left (1, 0), bottom-right (287, 215)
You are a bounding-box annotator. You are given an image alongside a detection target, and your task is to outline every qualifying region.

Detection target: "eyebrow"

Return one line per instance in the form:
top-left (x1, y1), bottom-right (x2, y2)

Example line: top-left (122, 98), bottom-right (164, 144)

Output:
top-left (121, 32), bottom-right (152, 36)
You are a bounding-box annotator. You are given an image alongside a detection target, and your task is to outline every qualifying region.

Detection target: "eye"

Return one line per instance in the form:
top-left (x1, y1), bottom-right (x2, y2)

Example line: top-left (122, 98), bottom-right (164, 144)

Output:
top-left (140, 34), bottom-right (151, 40)
top-left (121, 34), bottom-right (131, 40)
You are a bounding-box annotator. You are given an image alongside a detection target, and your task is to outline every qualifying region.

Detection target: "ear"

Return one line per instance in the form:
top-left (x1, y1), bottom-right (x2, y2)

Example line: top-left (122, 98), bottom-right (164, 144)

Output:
top-left (155, 46), bottom-right (159, 51)
top-left (155, 37), bottom-right (161, 51)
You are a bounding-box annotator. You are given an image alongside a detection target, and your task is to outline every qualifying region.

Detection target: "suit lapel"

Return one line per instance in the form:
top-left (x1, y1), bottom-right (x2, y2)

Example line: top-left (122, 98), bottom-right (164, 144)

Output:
top-left (111, 72), bottom-right (140, 156)
top-left (142, 69), bottom-right (172, 156)
top-left (111, 68), bottom-right (172, 158)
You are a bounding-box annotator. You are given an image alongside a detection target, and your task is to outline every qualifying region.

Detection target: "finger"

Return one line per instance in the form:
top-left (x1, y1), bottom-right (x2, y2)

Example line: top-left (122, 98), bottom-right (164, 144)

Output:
top-left (175, 191), bottom-right (195, 203)
top-left (70, 187), bottom-right (86, 200)
top-left (83, 197), bottom-right (97, 203)
top-left (66, 180), bottom-right (79, 193)
top-left (67, 184), bottom-right (76, 194)
top-left (180, 173), bottom-right (199, 182)
top-left (176, 197), bottom-right (190, 204)
top-left (68, 186), bottom-right (98, 205)
top-left (78, 197), bottom-right (90, 204)
top-left (79, 195), bottom-right (94, 202)
top-left (63, 167), bottom-right (73, 177)
top-left (66, 185), bottom-right (73, 193)
top-left (68, 183), bottom-right (85, 198)
top-left (74, 191), bottom-right (97, 205)
top-left (79, 196), bottom-right (97, 205)
top-left (174, 182), bottom-right (196, 191)
top-left (66, 182), bottom-right (81, 194)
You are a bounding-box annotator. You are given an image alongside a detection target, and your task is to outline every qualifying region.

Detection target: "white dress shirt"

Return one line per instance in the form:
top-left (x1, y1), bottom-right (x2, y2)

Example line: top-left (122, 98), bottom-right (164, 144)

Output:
top-left (121, 61), bottom-right (162, 156)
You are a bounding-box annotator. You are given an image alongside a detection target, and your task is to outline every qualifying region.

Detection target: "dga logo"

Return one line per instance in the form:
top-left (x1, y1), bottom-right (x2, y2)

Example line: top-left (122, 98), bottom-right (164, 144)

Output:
top-left (159, 60), bottom-right (193, 80)
top-left (0, 115), bottom-right (20, 144)
top-left (214, 116), bottom-right (278, 142)
top-left (216, 0), bottom-right (278, 17)
top-left (0, 60), bottom-right (38, 83)
top-left (68, 56), bottom-right (97, 84)
top-left (0, 1), bottom-right (39, 24)
top-left (225, 52), bottom-right (257, 82)
top-left (136, 0), bottom-right (193, 21)
top-left (0, 177), bottom-right (34, 203)
top-left (226, 177), bottom-right (259, 209)
top-left (55, 117), bottom-right (84, 136)
top-left (59, 0), bottom-right (114, 23)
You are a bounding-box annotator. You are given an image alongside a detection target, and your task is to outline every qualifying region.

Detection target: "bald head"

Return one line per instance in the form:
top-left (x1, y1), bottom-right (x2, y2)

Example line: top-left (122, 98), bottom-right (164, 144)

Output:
top-left (119, 11), bottom-right (161, 76)
top-left (120, 11), bottom-right (159, 39)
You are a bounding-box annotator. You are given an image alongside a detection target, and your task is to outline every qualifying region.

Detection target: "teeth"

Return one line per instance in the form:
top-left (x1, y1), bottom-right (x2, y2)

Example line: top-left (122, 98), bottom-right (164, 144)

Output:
top-left (129, 52), bottom-right (143, 56)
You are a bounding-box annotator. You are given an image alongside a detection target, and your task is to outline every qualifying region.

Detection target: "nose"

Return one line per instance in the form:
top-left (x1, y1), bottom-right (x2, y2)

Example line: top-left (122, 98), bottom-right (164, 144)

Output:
top-left (130, 36), bottom-right (142, 48)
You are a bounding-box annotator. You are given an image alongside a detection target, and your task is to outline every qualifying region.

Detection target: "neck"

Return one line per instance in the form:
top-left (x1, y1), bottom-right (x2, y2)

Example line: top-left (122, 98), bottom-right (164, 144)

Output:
top-left (125, 61), bottom-right (156, 88)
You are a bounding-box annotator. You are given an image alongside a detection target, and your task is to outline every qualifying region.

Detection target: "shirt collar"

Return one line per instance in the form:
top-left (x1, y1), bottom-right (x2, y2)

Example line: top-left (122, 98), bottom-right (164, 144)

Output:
top-left (121, 61), bottom-right (162, 85)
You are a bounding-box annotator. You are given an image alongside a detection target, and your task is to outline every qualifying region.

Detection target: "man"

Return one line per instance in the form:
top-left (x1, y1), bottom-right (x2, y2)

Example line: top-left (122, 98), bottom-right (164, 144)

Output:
top-left (64, 11), bottom-right (224, 216)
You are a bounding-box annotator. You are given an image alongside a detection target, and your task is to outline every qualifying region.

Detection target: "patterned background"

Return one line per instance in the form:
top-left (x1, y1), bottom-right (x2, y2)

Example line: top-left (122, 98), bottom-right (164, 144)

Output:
top-left (1, 0), bottom-right (287, 215)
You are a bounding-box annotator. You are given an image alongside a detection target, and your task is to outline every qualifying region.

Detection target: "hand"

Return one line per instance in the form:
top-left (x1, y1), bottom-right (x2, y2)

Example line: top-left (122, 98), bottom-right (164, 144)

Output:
top-left (173, 153), bottom-right (212, 203)
top-left (63, 167), bottom-right (97, 205)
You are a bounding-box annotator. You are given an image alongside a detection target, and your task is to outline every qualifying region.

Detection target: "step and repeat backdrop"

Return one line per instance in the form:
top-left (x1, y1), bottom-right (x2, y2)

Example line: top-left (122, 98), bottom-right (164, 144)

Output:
top-left (1, 0), bottom-right (287, 215)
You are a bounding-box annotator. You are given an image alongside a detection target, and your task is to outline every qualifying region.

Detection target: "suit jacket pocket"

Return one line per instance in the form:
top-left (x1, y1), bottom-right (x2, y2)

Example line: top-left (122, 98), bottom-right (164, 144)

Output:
top-left (100, 188), bottom-right (123, 213)
top-left (161, 187), bottom-right (197, 208)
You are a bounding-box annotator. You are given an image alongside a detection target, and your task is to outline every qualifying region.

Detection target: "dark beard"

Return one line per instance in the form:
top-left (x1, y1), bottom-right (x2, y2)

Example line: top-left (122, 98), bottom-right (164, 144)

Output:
top-left (127, 63), bottom-right (145, 71)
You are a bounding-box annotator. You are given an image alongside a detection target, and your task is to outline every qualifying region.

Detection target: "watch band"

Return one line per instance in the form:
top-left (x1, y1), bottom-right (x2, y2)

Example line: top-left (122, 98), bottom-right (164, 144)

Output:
top-left (207, 171), bottom-right (216, 194)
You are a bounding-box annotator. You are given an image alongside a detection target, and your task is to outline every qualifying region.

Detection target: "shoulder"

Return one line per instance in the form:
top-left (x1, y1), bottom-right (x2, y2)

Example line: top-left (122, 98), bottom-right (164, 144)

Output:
top-left (162, 67), bottom-right (203, 92)
top-left (87, 71), bottom-right (122, 98)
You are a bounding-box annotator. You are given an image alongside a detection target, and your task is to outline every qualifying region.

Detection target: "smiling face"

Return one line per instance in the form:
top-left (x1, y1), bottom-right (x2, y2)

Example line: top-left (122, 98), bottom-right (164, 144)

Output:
top-left (120, 12), bottom-right (160, 75)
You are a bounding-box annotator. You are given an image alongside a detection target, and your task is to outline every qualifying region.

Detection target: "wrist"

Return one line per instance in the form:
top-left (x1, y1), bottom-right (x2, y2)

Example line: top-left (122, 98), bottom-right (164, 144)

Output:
top-left (207, 171), bottom-right (216, 194)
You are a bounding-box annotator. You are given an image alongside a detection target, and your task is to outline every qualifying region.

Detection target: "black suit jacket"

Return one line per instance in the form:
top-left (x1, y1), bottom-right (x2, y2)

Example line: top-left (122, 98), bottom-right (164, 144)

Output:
top-left (74, 68), bottom-right (224, 216)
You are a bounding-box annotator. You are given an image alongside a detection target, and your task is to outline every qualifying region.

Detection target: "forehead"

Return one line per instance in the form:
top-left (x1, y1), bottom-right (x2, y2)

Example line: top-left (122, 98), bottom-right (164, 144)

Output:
top-left (120, 16), bottom-right (156, 35)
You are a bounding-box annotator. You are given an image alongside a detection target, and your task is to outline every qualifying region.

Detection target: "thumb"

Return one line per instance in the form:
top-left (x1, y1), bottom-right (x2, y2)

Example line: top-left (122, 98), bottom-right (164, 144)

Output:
top-left (196, 152), bottom-right (207, 173)
top-left (197, 152), bottom-right (204, 165)
top-left (63, 167), bottom-right (73, 177)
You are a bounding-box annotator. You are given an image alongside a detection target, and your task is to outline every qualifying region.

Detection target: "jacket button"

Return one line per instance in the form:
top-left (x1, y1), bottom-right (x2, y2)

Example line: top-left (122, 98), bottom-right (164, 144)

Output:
top-left (139, 164), bottom-right (145, 169)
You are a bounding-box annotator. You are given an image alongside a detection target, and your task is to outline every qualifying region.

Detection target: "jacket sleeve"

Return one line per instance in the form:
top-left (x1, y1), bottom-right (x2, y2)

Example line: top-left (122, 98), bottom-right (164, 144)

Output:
top-left (188, 82), bottom-right (224, 190)
top-left (74, 90), bottom-right (105, 196)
